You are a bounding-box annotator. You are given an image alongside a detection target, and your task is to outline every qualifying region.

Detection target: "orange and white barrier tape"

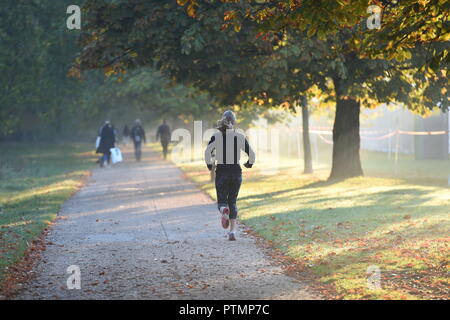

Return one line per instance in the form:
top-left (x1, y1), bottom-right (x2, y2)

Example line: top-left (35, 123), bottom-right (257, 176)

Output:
top-left (295, 129), bottom-right (448, 144)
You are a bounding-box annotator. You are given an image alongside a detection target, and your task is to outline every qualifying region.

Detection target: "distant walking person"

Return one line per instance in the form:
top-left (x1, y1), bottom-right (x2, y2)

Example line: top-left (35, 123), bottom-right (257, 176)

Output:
top-left (96, 120), bottom-right (116, 168)
top-left (131, 119), bottom-right (146, 161)
top-left (122, 125), bottom-right (130, 146)
top-left (156, 120), bottom-right (171, 159)
top-left (205, 111), bottom-right (255, 241)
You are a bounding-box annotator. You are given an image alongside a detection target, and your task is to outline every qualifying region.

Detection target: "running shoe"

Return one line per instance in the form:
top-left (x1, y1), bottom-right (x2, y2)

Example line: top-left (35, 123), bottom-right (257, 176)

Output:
top-left (220, 207), bottom-right (230, 229)
top-left (228, 232), bottom-right (236, 241)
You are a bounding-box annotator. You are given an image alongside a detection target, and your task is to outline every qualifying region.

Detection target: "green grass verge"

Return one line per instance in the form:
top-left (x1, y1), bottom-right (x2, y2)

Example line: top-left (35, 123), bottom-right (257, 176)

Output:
top-left (158, 142), bottom-right (449, 300)
top-left (0, 143), bottom-right (95, 285)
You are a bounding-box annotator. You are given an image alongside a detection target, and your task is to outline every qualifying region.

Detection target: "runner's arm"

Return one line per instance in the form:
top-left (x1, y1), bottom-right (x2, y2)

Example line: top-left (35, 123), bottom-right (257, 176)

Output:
top-left (243, 138), bottom-right (255, 168)
top-left (205, 136), bottom-right (216, 170)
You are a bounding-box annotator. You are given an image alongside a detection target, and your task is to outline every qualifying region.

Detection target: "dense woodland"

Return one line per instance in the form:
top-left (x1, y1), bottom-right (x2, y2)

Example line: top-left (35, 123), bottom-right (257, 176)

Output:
top-left (0, 0), bottom-right (214, 141)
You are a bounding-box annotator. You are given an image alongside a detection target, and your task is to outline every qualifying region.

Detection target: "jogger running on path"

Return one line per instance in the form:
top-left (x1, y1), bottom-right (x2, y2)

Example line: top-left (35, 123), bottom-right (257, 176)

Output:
top-left (205, 110), bottom-right (256, 241)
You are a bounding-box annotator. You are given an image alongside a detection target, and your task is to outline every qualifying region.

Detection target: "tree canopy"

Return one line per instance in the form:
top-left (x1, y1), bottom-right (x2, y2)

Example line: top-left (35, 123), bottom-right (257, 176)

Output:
top-left (198, 0), bottom-right (449, 71)
top-left (1, 1), bottom-right (448, 180)
top-left (76, 0), bottom-right (449, 179)
top-left (0, 0), bottom-right (214, 140)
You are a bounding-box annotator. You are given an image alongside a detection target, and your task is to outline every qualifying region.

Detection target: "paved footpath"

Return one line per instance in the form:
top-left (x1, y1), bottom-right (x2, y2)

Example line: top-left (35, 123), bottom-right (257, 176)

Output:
top-left (15, 149), bottom-right (317, 299)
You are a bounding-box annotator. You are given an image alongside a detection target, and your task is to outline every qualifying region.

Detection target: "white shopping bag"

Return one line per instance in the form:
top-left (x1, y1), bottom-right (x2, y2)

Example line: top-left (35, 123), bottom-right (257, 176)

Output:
top-left (110, 148), bottom-right (123, 164)
top-left (95, 136), bottom-right (101, 149)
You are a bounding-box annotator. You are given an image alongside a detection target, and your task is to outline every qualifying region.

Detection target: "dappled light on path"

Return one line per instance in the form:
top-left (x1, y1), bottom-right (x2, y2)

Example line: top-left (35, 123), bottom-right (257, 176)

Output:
top-left (180, 155), bottom-right (449, 299)
top-left (14, 149), bottom-right (317, 300)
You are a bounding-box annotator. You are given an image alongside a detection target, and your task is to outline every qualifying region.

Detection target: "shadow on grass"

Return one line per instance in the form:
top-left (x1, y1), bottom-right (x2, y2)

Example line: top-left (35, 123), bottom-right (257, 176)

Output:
top-left (297, 179), bottom-right (340, 190)
top-left (239, 187), bottom-right (307, 202)
top-left (303, 187), bottom-right (435, 208)
top-left (239, 184), bottom-right (447, 243)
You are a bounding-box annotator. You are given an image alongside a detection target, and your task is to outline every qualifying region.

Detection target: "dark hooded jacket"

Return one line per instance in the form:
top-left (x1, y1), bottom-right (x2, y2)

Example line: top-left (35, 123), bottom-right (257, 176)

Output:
top-left (96, 124), bottom-right (115, 154)
top-left (156, 123), bottom-right (171, 144)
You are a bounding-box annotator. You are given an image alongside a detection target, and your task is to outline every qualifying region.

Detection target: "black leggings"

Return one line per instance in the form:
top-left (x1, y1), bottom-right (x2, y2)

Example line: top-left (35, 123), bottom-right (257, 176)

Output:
top-left (134, 141), bottom-right (142, 161)
top-left (161, 141), bottom-right (169, 159)
top-left (215, 172), bottom-right (242, 219)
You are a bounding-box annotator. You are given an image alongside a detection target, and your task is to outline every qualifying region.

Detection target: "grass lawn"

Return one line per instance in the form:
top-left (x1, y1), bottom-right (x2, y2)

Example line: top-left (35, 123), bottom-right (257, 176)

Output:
top-left (0, 143), bottom-right (95, 287)
top-left (159, 142), bottom-right (450, 300)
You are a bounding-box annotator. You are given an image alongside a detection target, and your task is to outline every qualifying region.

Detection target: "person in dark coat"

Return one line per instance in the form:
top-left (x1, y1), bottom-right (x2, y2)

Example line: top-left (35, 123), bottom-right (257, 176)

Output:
top-left (156, 120), bottom-right (171, 159)
top-left (130, 119), bottom-right (146, 161)
top-left (96, 120), bottom-right (116, 167)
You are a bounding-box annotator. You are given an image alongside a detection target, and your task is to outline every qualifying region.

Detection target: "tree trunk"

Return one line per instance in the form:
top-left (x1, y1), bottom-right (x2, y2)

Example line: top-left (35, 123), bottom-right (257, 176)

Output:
top-left (329, 80), bottom-right (364, 180)
top-left (301, 97), bottom-right (313, 174)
